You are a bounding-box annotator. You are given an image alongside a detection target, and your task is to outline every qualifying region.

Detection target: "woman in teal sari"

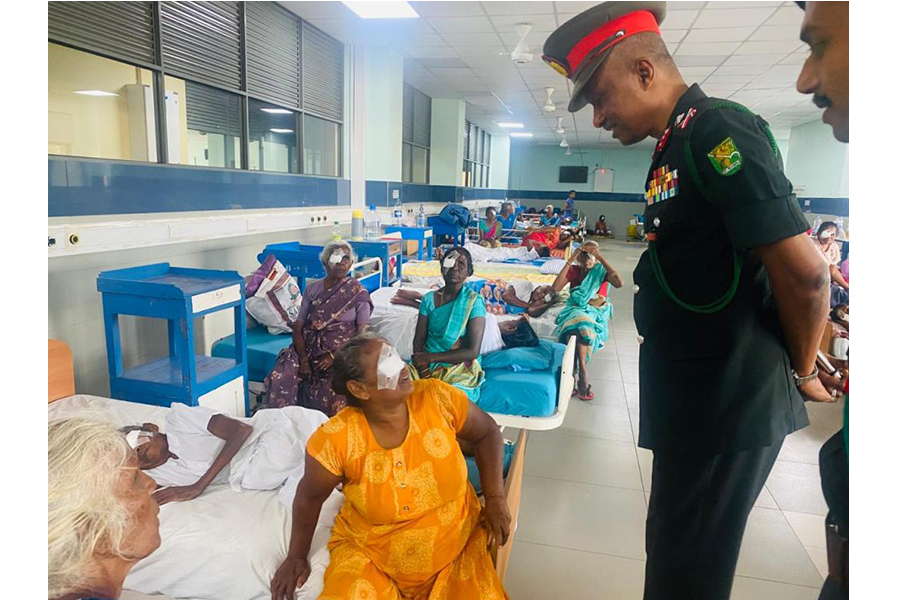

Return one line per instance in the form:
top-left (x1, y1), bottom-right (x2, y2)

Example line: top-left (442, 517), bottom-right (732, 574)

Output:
top-left (478, 207), bottom-right (502, 248)
top-left (411, 247), bottom-right (487, 401)
top-left (554, 244), bottom-right (623, 401)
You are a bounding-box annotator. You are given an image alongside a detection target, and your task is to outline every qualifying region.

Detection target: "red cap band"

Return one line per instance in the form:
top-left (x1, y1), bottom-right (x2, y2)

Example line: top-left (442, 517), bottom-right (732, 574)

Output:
top-left (567, 10), bottom-right (661, 77)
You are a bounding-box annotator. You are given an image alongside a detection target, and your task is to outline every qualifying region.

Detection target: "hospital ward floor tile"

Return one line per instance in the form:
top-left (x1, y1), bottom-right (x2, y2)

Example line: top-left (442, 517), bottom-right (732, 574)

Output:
top-left (516, 475), bottom-right (648, 559)
top-left (505, 542), bottom-right (646, 600)
top-left (557, 401), bottom-right (634, 443)
top-left (524, 431), bottom-right (643, 491)
top-left (735, 508), bottom-right (824, 588)
top-left (503, 240), bottom-right (833, 598)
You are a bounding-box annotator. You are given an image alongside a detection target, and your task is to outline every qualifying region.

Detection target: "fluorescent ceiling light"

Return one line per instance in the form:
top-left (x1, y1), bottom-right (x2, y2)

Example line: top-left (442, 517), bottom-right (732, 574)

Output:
top-left (509, 132), bottom-right (533, 138)
top-left (497, 122), bottom-right (524, 129)
top-left (74, 90), bottom-right (118, 97)
top-left (342, 1), bottom-right (418, 19)
top-left (269, 128), bottom-right (294, 133)
top-left (261, 108), bottom-right (292, 114)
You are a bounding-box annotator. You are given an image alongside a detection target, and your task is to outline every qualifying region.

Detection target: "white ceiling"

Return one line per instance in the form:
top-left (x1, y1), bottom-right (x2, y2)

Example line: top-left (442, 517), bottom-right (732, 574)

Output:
top-left (280, 1), bottom-right (818, 149)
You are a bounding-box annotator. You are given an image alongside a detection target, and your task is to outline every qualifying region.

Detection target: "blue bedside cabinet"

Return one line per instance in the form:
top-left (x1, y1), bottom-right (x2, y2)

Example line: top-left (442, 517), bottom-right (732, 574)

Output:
top-left (97, 263), bottom-right (249, 416)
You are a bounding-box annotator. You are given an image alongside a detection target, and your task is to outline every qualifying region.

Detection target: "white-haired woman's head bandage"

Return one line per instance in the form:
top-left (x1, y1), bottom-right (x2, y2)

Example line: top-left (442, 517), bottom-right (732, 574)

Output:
top-left (320, 240), bottom-right (356, 268)
top-left (48, 418), bottom-right (158, 598)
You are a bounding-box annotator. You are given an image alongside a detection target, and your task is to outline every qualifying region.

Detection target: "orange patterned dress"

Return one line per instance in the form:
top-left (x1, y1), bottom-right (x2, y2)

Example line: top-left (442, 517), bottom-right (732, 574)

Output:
top-left (307, 379), bottom-right (509, 600)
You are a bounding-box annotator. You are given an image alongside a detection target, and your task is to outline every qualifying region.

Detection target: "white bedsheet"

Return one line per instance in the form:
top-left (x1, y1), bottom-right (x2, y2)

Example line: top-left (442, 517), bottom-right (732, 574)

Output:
top-left (368, 287), bottom-right (565, 357)
top-left (463, 242), bottom-right (538, 263)
top-left (49, 395), bottom-right (341, 600)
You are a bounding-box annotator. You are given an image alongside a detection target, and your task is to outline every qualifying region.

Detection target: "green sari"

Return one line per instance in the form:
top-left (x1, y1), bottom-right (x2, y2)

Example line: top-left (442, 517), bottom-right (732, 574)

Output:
top-left (554, 262), bottom-right (613, 360)
top-left (412, 286), bottom-right (487, 400)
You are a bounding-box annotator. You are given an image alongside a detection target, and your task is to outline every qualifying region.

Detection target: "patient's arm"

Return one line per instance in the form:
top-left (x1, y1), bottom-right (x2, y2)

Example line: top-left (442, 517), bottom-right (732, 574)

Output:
top-left (391, 289), bottom-right (423, 309)
top-left (153, 414), bottom-right (253, 505)
top-left (830, 264), bottom-right (849, 290)
top-left (419, 316), bottom-right (486, 366)
top-left (271, 455), bottom-right (341, 600)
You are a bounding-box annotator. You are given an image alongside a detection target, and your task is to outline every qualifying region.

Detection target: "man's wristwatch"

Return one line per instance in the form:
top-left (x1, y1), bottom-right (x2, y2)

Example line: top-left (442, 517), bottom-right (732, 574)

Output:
top-left (791, 365), bottom-right (819, 387)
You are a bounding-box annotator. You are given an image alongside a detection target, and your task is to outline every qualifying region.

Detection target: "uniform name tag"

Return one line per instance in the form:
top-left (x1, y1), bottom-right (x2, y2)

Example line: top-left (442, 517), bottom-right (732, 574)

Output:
top-left (646, 165), bottom-right (679, 206)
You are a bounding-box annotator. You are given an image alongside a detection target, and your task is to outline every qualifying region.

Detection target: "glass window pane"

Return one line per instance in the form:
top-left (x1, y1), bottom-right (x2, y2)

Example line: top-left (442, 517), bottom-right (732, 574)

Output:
top-left (165, 76), bottom-right (242, 169)
top-left (303, 115), bottom-right (340, 177)
top-left (412, 146), bottom-right (428, 183)
top-left (48, 43), bottom-right (157, 161)
top-left (248, 99), bottom-right (299, 173)
top-left (402, 143), bottom-right (412, 182)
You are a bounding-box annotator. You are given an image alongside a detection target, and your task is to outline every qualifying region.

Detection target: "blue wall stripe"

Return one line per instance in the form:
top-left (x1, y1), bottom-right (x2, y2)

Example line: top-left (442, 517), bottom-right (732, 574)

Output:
top-left (47, 157), bottom-right (847, 219)
top-left (49, 157), bottom-right (350, 217)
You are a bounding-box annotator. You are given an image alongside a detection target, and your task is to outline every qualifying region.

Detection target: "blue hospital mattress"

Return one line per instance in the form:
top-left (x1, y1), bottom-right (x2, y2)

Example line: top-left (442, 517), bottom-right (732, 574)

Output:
top-left (211, 328), bottom-right (292, 383)
top-left (477, 341), bottom-right (566, 418)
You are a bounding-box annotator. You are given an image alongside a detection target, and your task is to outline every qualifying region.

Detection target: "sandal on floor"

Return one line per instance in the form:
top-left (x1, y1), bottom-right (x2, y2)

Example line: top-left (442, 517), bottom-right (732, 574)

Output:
top-left (577, 385), bottom-right (594, 401)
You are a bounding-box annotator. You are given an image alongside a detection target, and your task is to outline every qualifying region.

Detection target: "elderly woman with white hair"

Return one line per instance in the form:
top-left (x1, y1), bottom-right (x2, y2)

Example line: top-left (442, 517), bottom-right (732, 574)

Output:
top-left (263, 240), bottom-right (373, 416)
top-left (49, 418), bottom-right (160, 600)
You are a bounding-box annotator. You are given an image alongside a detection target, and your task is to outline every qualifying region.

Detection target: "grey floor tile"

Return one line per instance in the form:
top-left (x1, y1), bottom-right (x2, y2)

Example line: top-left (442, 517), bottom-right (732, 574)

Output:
top-left (779, 425), bottom-right (835, 465)
top-left (766, 461), bottom-right (829, 516)
top-left (736, 507), bottom-right (824, 587)
top-left (585, 359), bottom-right (624, 383)
top-left (588, 380), bottom-right (629, 408)
top-left (805, 399), bottom-right (845, 432)
top-left (504, 541), bottom-right (646, 600)
top-left (782, 511), bottom-right (827, 549)
top-left (755, 485), bottom-right (779, 509)
top-left (730, 576), bottom-right (820, 600)
top-left (629, 406), bottom-right (641, 442)
top-left (637, 447), bottom-right (653, 492)
top-left (558, 400), bottom-right (635, 443)
top-left (524, 431), bottom-right (643, 490)
top-left (804, 546), bottom-right (829, 580)
top-left (619, 360), bottom-right (639, 384)
top-left (624, 383), bottom-right (641, 409)
top-left (516, 475), bottom-right (647, 559)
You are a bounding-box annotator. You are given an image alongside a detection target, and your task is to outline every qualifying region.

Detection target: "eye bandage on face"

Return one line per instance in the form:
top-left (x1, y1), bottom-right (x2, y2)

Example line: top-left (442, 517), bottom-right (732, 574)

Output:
top-left (328, 250), bottom-right (348, 266)
top-left (442, 250), bottom-right (460, 273)
top-left (544, 293), bottom-right (553, 303)
top-left (377, 343), bottom-right (406, 390)
top-left (125, 430), bottom-right (154, 450)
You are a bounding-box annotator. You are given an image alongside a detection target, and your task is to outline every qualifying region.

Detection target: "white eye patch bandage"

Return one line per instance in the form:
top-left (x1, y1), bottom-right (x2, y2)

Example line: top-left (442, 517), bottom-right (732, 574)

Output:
top-left (442, 251), bottom-right (459, 273)
top-left (126, 430), bottom-right (153, 450)
top-left (544, 293), bottom-right (553, 303)
top-left (328, 250), bottom-right (348, 266)
top-left (377, 343), bottom-right (406, 390)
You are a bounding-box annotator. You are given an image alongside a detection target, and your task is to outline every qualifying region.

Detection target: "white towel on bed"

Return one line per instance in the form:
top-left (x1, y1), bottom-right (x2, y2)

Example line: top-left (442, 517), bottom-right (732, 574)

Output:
top-left (464, 242), bottom-right (538, 263)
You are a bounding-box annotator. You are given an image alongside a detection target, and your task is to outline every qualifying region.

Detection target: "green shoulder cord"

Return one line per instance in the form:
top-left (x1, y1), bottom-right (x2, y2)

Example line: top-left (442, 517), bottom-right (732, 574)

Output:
top-left (645, 99), bottom-right (783, 315)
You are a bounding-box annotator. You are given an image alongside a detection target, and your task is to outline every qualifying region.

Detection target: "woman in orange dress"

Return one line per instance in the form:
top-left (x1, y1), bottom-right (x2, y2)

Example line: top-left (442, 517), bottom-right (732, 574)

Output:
top-left (270, 334), bottom-right (511, 600)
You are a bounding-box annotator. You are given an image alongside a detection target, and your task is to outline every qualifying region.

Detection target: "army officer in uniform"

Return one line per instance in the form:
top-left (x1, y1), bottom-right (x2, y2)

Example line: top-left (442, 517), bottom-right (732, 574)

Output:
top-left (544, 3), bottom-right (833, 599)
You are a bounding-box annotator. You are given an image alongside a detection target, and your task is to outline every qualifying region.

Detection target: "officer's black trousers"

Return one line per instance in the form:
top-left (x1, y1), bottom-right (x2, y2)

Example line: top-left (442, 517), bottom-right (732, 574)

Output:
top-left (817, 431), bottom-right (849, 600)
top-left (643, 440), bottom-right (784, 600)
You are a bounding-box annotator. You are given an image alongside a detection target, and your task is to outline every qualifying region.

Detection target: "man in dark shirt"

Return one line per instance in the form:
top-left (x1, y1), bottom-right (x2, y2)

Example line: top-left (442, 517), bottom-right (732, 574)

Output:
top-left (544, 2), bottom-right (833, 599)
top-left (796, 3), bottom-right (850, 599)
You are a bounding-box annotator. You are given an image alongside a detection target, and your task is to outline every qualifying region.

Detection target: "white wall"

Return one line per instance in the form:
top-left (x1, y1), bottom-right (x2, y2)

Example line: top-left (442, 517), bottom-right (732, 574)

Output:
top-left (508, 144), bottom-right (652, 193)
top-left (364, 47), bottom-right (404, 182)
top-left (785, 120), bottom-right (849, 197)
top-left (489, 135), bottom-right (510, 190)
top-left (430, 99), bottom-right (466, 186)
top-left (49, 225), bottom-right (335, 397)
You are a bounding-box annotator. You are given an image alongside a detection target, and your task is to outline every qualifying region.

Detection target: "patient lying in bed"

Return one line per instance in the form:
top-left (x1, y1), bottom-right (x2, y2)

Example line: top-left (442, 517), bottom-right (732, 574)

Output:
top-left (126, 404), bottom-right (326, 504)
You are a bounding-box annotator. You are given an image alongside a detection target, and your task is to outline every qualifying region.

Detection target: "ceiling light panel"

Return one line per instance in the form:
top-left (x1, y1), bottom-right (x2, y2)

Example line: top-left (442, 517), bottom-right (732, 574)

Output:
top-left (342, 1), bottom-right (418, 19)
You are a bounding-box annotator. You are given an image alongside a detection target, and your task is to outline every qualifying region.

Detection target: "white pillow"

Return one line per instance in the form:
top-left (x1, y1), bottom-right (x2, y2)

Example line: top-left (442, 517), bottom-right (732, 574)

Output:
top-left (539, 258), bottom-right (567, 275)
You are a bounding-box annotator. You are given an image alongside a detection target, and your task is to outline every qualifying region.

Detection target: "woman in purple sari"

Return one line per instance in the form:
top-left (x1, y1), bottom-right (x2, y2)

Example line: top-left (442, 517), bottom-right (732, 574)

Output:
top-left (263, 241), bottom-right (373, 416)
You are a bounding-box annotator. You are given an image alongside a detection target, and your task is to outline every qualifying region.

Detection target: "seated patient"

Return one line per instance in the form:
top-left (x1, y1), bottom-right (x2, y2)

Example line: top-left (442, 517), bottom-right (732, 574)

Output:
top-left (270, 335), bottom-right (511, 600)
top-left (394, 280), bottom-right (557, 318)
top-left (552, 241), bottom-right (624, 401)
top-left (49, 419), bottom-right (160, 600)
top-left (406, 247), bottom-right (487, 400)
top-left (263, 240), bottom-right (373, 416)
top-left (125, 403), bottom-right (326, 504)
top-left (478, 206), bottom-right (503, 248)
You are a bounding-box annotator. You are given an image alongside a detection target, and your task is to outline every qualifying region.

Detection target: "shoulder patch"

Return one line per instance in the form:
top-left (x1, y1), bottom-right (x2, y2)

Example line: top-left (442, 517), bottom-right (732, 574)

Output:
top-left (707, 137), bottom-right (743, 176)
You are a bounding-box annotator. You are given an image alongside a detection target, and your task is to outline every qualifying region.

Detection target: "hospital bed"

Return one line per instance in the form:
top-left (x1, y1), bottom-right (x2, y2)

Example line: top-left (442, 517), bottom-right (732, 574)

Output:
top-left (49, 335), bottom-right (531, 594)
top-left (401, 259), bottom-right (558, 288)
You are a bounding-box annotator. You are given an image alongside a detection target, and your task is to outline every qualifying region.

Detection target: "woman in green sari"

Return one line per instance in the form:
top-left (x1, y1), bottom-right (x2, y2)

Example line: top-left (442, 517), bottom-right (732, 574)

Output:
top-left (411, 247), bottom-right (487, 401)
top-left (554, 244), bottom-right (622, 401)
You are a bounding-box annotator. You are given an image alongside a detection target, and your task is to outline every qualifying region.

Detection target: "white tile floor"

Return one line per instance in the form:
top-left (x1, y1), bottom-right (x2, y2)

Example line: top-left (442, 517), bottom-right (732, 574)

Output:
top-left (503, 239), bottom-right (844, 600)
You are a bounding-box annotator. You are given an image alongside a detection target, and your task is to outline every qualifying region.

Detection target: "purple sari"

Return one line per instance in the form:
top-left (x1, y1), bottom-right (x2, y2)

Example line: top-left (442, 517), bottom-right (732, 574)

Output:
top-left (262, 277), bottom-right (372, 416)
